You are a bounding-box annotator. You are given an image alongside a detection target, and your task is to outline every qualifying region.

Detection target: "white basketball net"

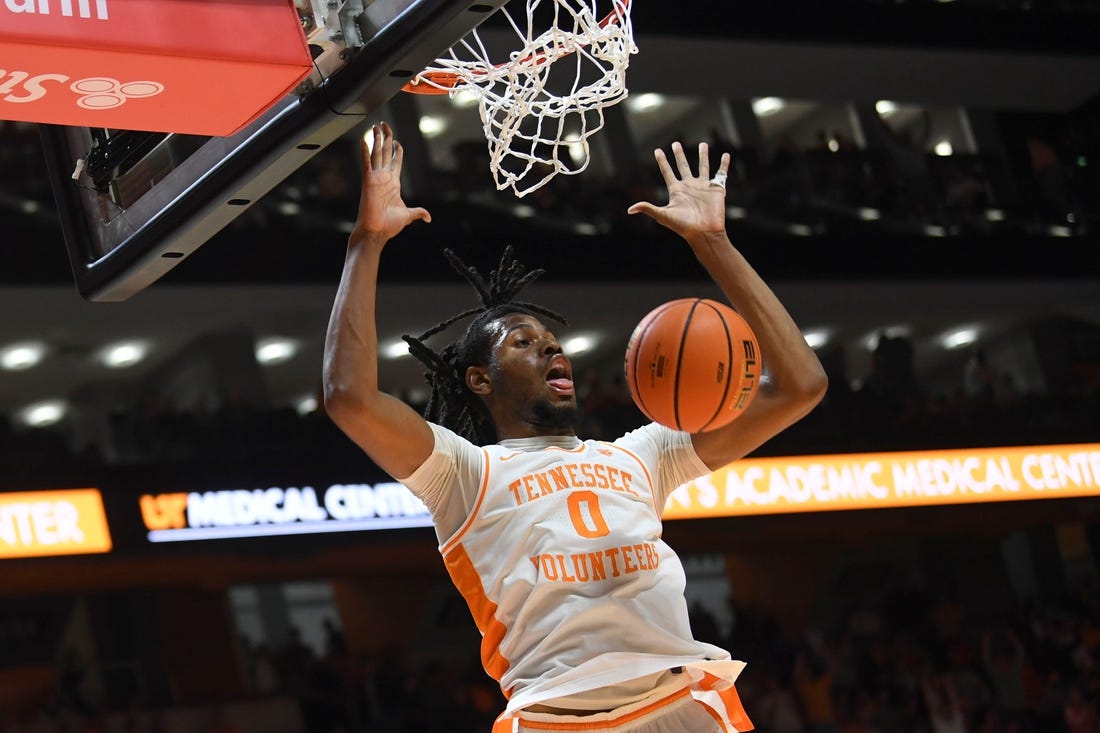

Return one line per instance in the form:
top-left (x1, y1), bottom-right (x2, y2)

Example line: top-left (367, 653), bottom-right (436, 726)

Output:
top-left (405, 0), bottom-right (636, 198)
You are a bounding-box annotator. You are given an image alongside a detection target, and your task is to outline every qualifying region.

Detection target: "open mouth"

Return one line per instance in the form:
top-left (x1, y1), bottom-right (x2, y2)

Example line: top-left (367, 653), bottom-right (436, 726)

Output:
top-left (546, 355), bottom-right (575, 396)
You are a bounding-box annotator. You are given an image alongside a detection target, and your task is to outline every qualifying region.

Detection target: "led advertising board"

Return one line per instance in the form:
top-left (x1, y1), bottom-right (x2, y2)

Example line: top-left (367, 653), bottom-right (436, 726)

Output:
top-left (0, 488), bottom-right (112, 558)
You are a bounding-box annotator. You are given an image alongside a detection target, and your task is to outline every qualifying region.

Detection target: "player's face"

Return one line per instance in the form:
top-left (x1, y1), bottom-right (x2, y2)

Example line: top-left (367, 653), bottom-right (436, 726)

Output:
top-left (482, 313), bottom-right (580, 431)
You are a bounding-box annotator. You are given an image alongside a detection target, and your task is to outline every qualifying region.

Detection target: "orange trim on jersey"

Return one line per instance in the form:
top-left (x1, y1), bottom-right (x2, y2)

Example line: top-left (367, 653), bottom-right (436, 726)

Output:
top-left (444, 542), bottom-right (512, 688)
top-left (440, 447), bottom-right (492, 555)
top-left (598, 441), bottom-right (659, 515)
top-left (516, 687), bottom-right (692, 731)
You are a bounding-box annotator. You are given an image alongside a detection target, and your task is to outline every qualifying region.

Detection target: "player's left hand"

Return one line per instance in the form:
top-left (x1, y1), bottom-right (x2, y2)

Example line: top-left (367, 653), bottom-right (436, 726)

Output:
top-left (627, 141), bottom-right (729, 239)
top-left (352, 122), bottom-right (431, 246)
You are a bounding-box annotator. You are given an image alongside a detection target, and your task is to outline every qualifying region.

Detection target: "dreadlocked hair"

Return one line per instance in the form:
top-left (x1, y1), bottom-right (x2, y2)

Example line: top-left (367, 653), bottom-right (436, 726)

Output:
top-left (401, 246), bottom-right (567, 446)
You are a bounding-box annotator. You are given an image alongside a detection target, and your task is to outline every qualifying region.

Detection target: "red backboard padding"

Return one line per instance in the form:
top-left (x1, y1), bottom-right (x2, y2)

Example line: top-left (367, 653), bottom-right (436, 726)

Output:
top-left (0, 0), bottom-right (313, 136)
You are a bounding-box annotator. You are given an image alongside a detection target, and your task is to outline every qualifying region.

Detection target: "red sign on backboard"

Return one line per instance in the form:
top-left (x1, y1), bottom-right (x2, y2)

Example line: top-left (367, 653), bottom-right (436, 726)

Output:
top-left (0, 0), bottom-right (313, 136)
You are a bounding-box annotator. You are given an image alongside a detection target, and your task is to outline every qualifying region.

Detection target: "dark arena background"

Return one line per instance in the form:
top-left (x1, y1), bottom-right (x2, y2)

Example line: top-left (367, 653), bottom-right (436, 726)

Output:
top-left (2, 1), bottom-right (1100, 732)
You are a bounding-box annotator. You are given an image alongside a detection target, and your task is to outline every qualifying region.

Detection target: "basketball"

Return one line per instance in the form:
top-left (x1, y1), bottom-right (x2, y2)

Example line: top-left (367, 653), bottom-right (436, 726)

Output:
top-left (624, 298), bottom-right (762, 433)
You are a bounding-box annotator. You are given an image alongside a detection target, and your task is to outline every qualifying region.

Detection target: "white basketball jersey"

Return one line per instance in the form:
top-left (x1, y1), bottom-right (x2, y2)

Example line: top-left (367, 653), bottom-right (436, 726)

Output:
top-left (404, 423), bottom-right (740, 714)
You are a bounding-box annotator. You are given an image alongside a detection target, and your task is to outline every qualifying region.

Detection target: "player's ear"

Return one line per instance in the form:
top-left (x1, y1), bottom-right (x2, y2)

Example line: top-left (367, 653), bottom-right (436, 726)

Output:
top-left (466, 366), bottom-right (492, 395)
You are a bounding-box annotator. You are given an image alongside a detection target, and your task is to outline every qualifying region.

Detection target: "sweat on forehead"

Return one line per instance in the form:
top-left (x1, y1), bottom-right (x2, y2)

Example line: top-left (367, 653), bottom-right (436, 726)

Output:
top-left (465, 305), bottom-right (541, 337)
top-left (490, 312), bottom-right (552, 335)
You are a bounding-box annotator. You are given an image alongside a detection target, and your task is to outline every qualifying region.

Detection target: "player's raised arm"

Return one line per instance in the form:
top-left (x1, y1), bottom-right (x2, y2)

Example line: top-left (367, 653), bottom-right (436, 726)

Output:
top-left (628, 141), bottom-right (828, 470)
top-left (323, 123), bottom-right (435, 479)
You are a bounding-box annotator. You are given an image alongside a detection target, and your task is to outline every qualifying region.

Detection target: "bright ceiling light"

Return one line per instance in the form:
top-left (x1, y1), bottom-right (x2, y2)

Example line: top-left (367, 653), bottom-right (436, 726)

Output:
top-left (563, 334), bottom-right (598, 355)
top-left (628, 93), bottom-right (665, 112)
top-left (295, 395), bottom-right (318, 415)
top-left (564, 131), bottom-right (586, 165)
top-left (0, 341), bottom-right (46, 370)
top-left (875, 100), bottom-right (898, 117)
top-left (451, 88), bottom-right (479, 109)
top-left (858, 207), bottom-right (881, 221)
top-left (277, 201), bottom-right (301, 216)
top-left (382, 339), bottom-right (410, 359)
top-left (802, 329), bottom-right (830, 349)
top-left (513, 204), bottom-right (536, 219)
top-left (934, 140), bottom-right (954, 156)
top-left (941, 327), bottom-right (979, 350)
top-left (20, 400), bottom-right (66, 428)
top-left (255, 337), bottom-right (299, 365)
top-left (418, 115), bottom-right (446, 137)
top-left (752, 97), bottom-right (785, 116)
top-left (99, 340), bottom-right (150, 369)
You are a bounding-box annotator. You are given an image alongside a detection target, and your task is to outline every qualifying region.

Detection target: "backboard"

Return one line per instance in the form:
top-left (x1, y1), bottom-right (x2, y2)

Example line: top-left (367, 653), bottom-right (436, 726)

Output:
top-left (38, 0), bottom-right (507, 301)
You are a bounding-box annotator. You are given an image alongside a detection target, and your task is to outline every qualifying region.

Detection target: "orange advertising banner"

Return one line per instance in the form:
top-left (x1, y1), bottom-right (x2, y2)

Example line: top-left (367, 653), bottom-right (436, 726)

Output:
top-left (0, 0), bottom-right (312, 135)
top-left (664, 444), bottom-right (1100, 519)
top-left (0, 489), bottom-right (112, 558)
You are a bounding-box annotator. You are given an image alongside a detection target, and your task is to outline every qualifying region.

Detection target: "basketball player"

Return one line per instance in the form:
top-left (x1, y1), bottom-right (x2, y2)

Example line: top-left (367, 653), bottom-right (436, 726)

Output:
top-left (323, 123), bottom-right (827, 732)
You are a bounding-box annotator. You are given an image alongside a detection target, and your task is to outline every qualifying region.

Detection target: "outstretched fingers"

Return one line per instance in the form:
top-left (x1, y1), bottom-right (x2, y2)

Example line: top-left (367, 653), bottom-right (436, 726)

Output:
top-left (392, 140), bottom-right (405, 177)
top-left (365, 131), bottom-right (378, 171)
top-left (371, 123), bottom-right (391, 169)
top-left (697, 142), bottom-right (710, 181)
top-left (653, 141), bottom-right (716, 187)
top-left (705, 151), bottom-right (731, 193)
top-left (671, 141), bottom-right (694, 181)
top-left (653, 146), bottom-right (677, 188)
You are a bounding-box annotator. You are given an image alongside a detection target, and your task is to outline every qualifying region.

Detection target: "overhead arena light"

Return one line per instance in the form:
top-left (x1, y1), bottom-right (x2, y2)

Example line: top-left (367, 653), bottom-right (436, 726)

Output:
top-left (418, 115), bottom-right (447, 138)
top-left (382, 340), bottom-right (411, 359)
top-left (0, 341), bottom-right (47, 371)
top-left (875, 100), bottom-right (898, 117)
top-left (255, 337), bottom-right (299, 365)
top-left (940, 326), bottom-right (979, 350)
top-left (19, 400), bottom-right (67, 428)
top-left (563, 333), bottom-right (599, 355)
top-left (751, 97), bottom-right (785, 116)
top-left (565, 132), bottom-right (586, 165)
top-left (628, 93), bottom-right (665, 112)
top-left (451, 89), bottom-right (479, 109)
top-left (802, 329), bottom-right (831, 349)
top-left (98, 340), bottom-right (150, 369)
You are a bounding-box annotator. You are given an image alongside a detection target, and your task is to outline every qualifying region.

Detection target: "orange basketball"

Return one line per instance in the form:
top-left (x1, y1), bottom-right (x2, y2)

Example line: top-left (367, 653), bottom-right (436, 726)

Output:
top-left (624, 298), bottom-right (761, 433)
